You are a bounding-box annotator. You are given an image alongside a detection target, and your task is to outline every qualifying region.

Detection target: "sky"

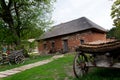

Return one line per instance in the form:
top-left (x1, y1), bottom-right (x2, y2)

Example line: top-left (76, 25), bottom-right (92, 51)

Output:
top-left (52, 0), bottom-right (115, 30)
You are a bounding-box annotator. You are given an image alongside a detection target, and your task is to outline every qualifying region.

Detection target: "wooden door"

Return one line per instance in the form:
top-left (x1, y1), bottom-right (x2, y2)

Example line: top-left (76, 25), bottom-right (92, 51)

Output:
top-left (63, 40), bottom-right (68, 53)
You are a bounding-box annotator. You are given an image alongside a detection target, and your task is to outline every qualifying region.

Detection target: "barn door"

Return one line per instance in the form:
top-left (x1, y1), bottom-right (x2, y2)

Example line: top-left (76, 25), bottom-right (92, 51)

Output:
top-left (63, 40), bottom-right (68, 53)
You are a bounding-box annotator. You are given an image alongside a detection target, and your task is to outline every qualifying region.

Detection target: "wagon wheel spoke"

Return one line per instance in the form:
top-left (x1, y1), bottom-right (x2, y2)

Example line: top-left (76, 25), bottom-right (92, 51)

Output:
top-left (15, 55), bottom-right (25, 64)
top-left (73, 52), bottom-right (88, 78)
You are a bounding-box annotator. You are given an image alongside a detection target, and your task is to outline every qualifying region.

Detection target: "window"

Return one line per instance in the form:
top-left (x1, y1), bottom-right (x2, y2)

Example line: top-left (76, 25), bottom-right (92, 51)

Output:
top-left (80, 39), bottom-right (84, 44)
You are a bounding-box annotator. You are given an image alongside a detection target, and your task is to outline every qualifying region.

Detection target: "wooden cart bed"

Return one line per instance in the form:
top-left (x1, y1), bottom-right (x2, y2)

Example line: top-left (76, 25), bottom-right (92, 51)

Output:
top-left (77, 40), bottom-right (120, 53)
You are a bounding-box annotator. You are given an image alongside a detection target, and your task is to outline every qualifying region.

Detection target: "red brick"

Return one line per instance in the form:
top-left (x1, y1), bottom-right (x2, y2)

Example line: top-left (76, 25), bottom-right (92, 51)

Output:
top-left (38, 30), bottom-right (106, 54)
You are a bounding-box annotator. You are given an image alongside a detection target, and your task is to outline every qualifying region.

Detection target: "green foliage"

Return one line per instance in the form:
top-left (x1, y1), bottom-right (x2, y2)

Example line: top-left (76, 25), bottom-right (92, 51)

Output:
top-left (107, 27), bottom-right (120, 39)
top-left (0, 22), bottom-right (15, 44)
top-left (20, 40), bottom-right (37, 54)
top-left (111, 0), bottom-right (120, 27)
top-left (0, 0), bottom-right (55, 45)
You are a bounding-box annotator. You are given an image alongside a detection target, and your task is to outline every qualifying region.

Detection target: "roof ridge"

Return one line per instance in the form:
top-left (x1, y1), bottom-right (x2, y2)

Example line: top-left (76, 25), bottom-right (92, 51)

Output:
top-left (53, 17), bottom-right (86, 27)
top-left (82, 17), bottom-right (106, 31)
top-left (50, 17), bottom-right (84, 32)
top-left (39, 17), bottom-right (106, 39)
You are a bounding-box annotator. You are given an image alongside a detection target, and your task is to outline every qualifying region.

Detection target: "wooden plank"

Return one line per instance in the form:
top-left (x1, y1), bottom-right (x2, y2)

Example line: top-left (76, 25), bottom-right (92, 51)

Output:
top-left (112, 63), bottom-right (120, 68)
top-left (86, 62), bottom-right (120, 68)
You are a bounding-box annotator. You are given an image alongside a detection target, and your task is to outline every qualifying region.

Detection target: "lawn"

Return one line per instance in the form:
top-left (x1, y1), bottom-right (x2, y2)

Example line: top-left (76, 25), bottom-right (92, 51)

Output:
top-left (74, 68), bottom-right (120, 80)
top-left (1, 53), bottom-right (75, 80)
top-left (0, 55), bottom-right (53, 71)
top-left (1, 53), bottom-right (120, 80)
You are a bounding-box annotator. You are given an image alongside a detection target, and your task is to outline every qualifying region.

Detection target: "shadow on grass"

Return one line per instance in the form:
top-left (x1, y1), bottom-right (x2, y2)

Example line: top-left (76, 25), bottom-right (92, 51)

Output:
top-left (73, 68), bottom-right (120, 80)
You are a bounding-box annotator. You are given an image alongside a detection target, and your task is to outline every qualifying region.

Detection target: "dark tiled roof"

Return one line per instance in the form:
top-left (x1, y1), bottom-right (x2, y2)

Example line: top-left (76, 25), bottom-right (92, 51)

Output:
top-left (40, 17), bottom-right (106, 39)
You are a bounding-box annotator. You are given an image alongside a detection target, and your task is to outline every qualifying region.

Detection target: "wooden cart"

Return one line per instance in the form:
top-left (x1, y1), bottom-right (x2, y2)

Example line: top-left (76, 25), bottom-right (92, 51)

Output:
top-left (0, 50), bottom-right (25, 65)
top-left (73, 40), bottom-right (120, 78)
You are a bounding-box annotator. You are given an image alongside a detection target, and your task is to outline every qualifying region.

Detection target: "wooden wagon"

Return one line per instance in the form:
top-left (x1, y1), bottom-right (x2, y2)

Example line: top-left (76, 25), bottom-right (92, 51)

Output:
top-left (73, 40), bottom-right (120, 78)
top-left (0, 50), bottom-right (25, 65)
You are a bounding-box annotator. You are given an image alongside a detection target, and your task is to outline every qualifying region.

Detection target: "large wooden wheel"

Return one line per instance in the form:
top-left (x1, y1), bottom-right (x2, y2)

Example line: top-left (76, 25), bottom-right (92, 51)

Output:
top-left (15, 55), bottom-right (25, 64)
top-left (73, 52), bottom-right (88, 78)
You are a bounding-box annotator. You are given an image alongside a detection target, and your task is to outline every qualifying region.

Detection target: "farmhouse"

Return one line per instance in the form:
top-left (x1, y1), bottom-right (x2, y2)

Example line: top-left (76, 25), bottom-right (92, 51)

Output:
top-left (37, 17), bottom-right (107, 54)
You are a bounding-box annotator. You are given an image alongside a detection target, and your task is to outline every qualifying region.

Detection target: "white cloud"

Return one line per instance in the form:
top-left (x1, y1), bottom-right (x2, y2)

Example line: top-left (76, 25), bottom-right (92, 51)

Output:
top-left (52, 0), bottom-right (114, 29)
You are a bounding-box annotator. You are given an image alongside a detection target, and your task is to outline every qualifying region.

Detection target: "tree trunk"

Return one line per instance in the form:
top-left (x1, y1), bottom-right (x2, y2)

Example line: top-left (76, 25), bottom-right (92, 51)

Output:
top-left (9, 23), bottom-right (21, 46)
top-left (0, 0), bottom-right (21, 46)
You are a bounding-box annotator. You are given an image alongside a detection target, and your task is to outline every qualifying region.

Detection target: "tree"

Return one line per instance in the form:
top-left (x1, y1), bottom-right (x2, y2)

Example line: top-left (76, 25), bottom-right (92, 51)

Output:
top-left (107, 27), bottom-right (120, 39)
top-left (111, 0), bottom-right (120, 27)
top-left (0, 0), bottom-right (55, 46)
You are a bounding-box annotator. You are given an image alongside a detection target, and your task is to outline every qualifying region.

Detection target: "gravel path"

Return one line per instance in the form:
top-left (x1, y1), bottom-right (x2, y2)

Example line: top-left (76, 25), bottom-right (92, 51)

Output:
top-left (0, 54), bottom-right (64, 78)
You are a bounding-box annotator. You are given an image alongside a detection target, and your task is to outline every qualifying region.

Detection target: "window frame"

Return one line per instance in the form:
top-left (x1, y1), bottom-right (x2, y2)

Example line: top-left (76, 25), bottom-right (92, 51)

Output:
top-left (80, 39), bottom-right (84, 44)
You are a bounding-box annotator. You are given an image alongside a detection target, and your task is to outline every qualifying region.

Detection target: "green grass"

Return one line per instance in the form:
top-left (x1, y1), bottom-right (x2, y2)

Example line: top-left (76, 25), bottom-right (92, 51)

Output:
top-left (0, 55), bottom-right (53, 71)
top-left (1, 53), bottom-right (120, 80)
top-left (73, 68), bottom-right (120, 80)
top-left (1, 54), bottom-right (75, 80)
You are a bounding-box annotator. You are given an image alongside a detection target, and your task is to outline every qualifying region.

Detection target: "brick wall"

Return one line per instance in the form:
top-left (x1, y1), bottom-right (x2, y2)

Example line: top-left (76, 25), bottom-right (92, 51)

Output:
top-left (91, 32), bottom-right (106, 41)
top-left (38, 37), bottom-right (63, 54)
top-left (38, 30), bottom-right (106, 54)
top-left (67, 31), bottom-right (93, 51)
